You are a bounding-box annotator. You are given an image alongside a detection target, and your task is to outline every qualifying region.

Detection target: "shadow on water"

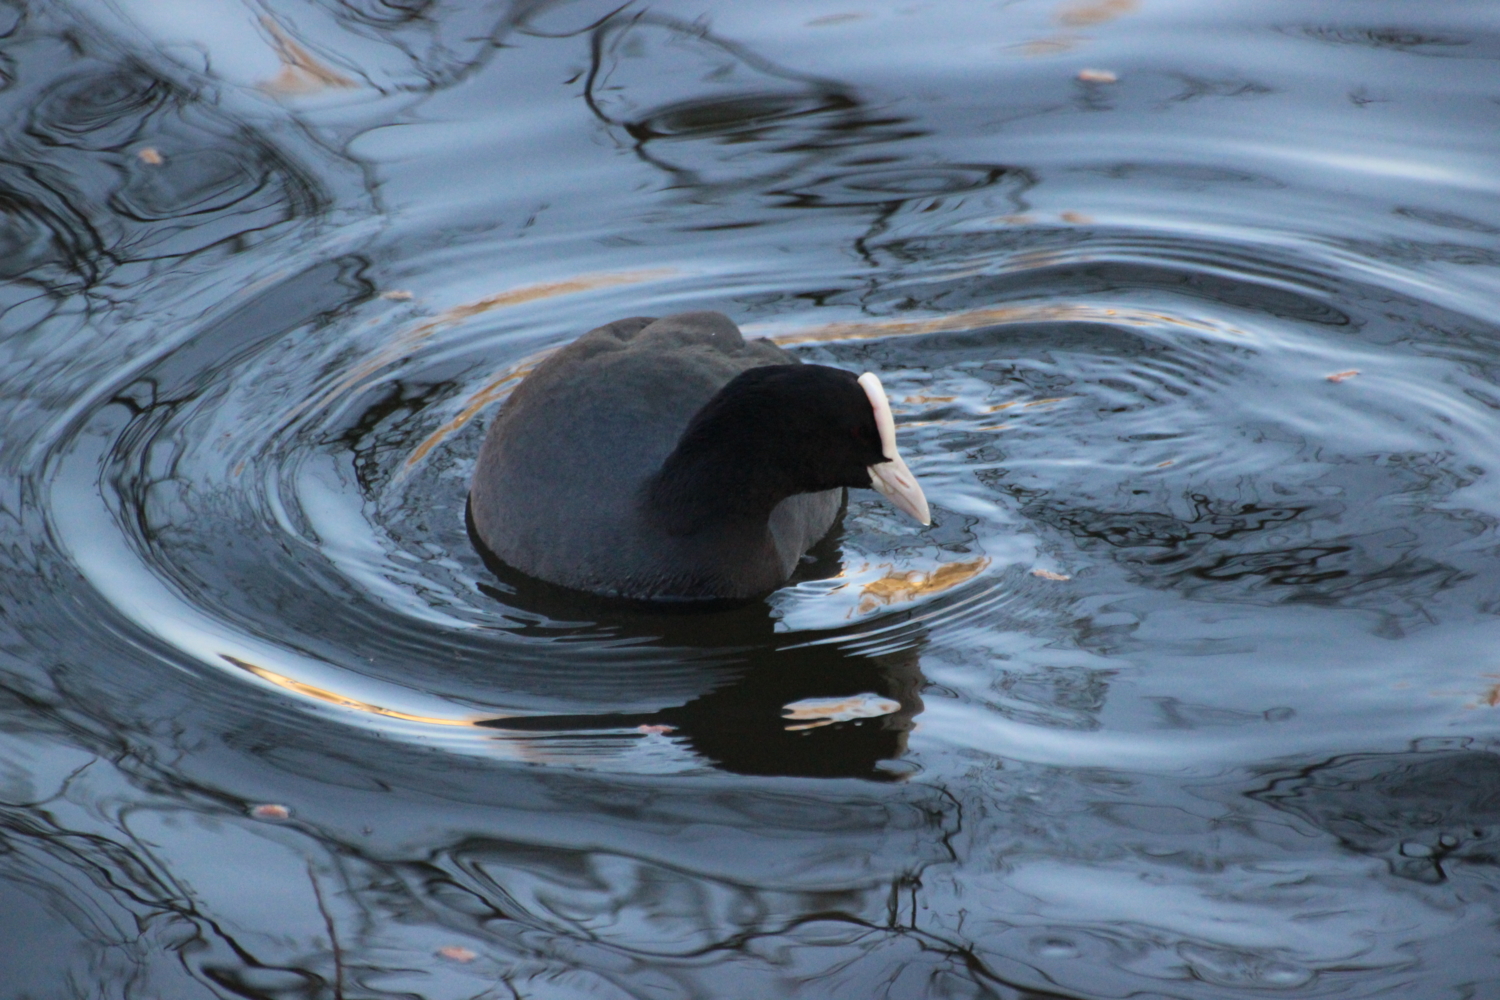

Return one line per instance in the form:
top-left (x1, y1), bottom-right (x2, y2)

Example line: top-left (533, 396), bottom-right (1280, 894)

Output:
top-left (468, 504), bottom-right (926, 781)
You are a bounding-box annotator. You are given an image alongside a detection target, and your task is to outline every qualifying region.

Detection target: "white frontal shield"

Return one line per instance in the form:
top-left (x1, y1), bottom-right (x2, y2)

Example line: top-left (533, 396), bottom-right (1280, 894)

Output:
top-left (857, 372), bottom-right (931, 525)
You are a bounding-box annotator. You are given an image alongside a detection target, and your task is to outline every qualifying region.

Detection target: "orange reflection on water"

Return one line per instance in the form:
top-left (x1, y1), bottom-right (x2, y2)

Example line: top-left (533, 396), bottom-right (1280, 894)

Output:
top-left (855, 558), bottom-right (989, 615)
top-left (222, 654), bottom-right (477, 726)
top-left (765, 302), bottom-right (1221, 346)
top-left (1057, 0), bottom-right (1138, 27)
top-left (434, 270), bottom-right (674, 324)
top-left (1016, 35), bottom-right (1081, 56)
top-left (993, 397), bottom-right (1074, 416)
top-left (281, 269), bottom-right (670, 445)
top-left (260, 18), bottom-right (358, 95)
top-left (782, 693), bottom-right (902, 731)
top-left (395, 270), bottom-right (675, 470)
top-left (770, 304), bottom-right (1083, 345)
top-left (403, 358), bottom-right (545, 470)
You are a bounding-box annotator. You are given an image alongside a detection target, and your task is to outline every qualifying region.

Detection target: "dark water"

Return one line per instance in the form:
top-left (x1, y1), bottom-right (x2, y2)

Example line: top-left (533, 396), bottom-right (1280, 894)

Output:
top-left (5, 0), bottom-right (1500, 996)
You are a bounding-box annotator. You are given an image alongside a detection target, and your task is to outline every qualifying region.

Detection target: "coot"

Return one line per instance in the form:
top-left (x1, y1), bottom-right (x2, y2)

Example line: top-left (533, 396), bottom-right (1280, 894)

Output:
top-left (470, 311), bottom-right (928, 600)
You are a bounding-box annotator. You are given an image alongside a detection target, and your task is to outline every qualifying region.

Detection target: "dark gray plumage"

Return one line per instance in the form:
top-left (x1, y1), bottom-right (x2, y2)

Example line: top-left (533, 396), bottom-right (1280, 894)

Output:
top-left (470, 312), bottom-right (838, 599)
top-left (470, 310), bottom-right (928, 601)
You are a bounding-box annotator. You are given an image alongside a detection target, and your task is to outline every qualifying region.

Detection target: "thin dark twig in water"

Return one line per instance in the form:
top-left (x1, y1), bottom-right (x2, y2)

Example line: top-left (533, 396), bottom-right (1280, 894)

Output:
top-left (307, 861), bottom-right (344, 1000)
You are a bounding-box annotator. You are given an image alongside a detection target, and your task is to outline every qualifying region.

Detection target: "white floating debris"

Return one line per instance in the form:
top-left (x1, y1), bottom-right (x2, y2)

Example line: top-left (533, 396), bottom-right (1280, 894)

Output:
top-left (782, 693), bottom-right (901, 731)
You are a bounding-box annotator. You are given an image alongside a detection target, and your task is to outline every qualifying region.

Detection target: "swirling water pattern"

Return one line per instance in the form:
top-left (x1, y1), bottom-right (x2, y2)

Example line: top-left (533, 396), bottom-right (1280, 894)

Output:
top-left (5, 0), bottom-right (1500, 996)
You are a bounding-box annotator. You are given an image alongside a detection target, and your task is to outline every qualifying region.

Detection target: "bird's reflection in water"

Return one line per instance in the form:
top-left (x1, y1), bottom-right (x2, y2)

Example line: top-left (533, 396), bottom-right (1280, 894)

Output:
top-left (469, 505), bottom-right (924, 780)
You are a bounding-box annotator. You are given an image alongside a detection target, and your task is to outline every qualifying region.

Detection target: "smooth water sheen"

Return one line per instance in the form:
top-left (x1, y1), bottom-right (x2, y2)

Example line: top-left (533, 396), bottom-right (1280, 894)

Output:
top-left (5, 0), bottom-right (1500, 996)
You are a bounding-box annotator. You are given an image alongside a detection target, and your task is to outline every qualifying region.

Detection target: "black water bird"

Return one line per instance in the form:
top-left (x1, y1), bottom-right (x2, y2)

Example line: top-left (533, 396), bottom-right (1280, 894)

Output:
top-left (469, 311), bottom-right (929, 600)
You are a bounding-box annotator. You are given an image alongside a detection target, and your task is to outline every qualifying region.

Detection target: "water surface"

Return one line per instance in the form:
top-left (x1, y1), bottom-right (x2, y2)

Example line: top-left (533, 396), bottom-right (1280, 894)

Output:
top-left (6, 0), bottom-right (1500, 996)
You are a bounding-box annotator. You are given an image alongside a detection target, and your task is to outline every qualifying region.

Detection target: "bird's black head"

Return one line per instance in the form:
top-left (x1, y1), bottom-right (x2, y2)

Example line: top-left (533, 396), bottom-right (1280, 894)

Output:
top-left (648, 363), bottom-right (928, 534)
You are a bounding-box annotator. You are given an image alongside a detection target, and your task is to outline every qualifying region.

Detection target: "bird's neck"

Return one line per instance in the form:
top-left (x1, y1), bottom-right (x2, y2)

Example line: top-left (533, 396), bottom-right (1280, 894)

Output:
top-left (645, 444), bottom-right (797, 537)
top-left (640, 363), bottom-right (862, 538)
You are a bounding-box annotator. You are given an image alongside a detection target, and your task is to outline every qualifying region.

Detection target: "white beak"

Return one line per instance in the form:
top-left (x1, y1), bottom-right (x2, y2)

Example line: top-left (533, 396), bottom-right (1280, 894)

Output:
top-left (857, 372), bottom-right (931, 526)
top-left (869, 451), bottom-right (930, 525)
